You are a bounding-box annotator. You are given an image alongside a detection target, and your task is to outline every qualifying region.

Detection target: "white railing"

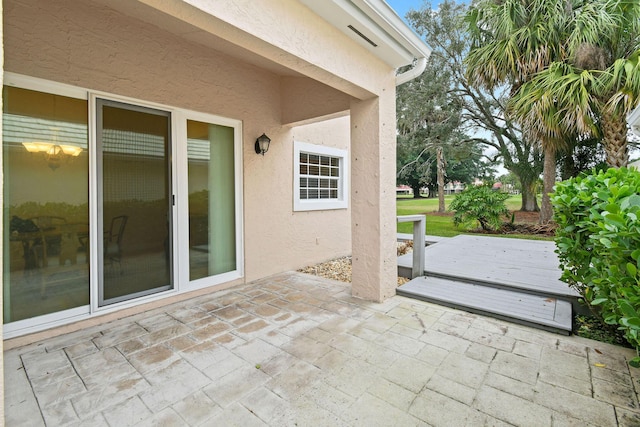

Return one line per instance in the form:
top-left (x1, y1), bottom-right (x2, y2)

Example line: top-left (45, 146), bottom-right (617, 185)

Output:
top-left (397, 215), bottom-right (425, 279)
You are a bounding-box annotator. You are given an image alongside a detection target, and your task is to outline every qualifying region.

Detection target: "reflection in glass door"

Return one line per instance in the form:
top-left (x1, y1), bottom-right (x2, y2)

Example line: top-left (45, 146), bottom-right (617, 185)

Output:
top-left (2, 85), bottom-right (89, 323)
top-left (97, 100), bottom-right (173, 305)
top-left (187, 120), bottom-right (236, 281)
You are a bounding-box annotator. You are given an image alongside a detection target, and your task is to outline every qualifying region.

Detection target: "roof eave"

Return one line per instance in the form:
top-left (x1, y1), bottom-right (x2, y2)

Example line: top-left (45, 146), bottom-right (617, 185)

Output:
top-left (299, 0), bottom-right (431, 71)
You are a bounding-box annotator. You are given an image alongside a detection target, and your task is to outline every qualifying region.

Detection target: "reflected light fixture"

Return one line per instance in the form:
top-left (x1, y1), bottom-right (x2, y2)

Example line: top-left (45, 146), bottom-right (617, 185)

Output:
top-left (22, 142), bottom-right (83, 170)
top-left (255, 133), bottom-right (271, 156)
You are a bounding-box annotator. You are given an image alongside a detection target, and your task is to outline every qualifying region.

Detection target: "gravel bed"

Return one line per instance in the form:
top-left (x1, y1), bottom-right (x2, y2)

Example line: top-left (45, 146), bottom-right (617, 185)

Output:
top-left (298, 242), bottom-right (413, 286)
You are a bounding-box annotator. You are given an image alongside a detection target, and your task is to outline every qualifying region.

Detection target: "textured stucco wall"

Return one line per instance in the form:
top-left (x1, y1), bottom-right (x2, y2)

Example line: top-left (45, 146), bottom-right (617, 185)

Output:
top-left (154, 0), bottom-right (386, 99)
top-left (350, 87), bottom-right (398, 302)
top-left (3, 0), bottom-right (361, 286)
top-left (2, 0), bottom-right (401, 352)
top-left (0, 13), bottom-right (404, 427)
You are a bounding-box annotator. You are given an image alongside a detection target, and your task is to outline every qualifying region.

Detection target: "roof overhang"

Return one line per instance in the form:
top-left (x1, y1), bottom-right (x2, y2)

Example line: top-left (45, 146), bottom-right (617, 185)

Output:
top-left (299, 0), bottom-right (431, 70)
top-left (629, 104), bottom-right (640, 138)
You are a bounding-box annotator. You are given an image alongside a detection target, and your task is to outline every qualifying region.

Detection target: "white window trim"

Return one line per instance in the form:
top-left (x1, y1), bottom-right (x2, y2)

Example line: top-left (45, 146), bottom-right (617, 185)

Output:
top-left (294, 141), bottom-right (349, 211)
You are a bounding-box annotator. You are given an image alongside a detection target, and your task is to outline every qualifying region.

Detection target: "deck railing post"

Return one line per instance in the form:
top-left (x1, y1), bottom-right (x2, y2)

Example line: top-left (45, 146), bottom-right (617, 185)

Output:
top-left (397, 215), bottom-right (426, 279)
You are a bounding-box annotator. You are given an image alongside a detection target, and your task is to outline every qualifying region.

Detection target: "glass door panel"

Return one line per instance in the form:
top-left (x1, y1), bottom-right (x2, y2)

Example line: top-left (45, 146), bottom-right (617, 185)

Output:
top-left (187, 120), bottom-right (236, 280)
top-left (2, 86), bottom-right (89, 323)
top-left (97, 100), bottom-right (173, 305)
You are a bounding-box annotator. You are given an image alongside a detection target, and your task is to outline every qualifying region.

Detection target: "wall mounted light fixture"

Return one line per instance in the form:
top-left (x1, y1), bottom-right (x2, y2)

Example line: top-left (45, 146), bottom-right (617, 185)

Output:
top-left (255, 133), bottom-right (271, 155)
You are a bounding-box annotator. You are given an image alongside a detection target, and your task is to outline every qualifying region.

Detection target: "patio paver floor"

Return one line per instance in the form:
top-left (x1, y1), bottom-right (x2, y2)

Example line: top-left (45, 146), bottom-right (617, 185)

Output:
top-left (5, 271), bottom-right (640, 426)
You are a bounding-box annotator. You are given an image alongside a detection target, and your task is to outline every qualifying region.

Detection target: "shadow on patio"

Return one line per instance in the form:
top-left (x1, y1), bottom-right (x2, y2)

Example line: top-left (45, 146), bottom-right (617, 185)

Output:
top-left (5, 272), bottom-right (640, 426)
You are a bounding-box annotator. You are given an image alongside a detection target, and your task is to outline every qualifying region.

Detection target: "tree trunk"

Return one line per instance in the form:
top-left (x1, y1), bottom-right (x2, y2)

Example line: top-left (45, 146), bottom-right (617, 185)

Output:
top-left (519, 175), bottom-right (539, 212)
top-left (411, 183), bottom-right (422, 198)
top-left (601, 113), bottom-right (629, 167)
top-left (539, 144), bottom-right (556, 224)
top-left (560, 150), bottom-right (576, 181)
top-left (437, 146), bottom-right (446, 213)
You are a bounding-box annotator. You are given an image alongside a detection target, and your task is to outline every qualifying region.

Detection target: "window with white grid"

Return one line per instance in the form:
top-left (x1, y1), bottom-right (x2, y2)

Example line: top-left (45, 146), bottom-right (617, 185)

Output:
top-left (294, 141), bottom-right (348, 211)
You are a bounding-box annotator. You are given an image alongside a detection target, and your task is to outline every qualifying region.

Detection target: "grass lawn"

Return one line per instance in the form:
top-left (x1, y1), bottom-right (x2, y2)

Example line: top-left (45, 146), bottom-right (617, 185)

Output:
top-left (397, 194), bottom-right (549, 240)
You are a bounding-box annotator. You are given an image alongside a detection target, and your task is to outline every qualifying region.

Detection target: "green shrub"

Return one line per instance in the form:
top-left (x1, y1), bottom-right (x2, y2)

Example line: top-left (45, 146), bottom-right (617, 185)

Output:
top-left (449, 185), bottom-right (510, 231)
top-left (552, 167), bottom-right (640, 366)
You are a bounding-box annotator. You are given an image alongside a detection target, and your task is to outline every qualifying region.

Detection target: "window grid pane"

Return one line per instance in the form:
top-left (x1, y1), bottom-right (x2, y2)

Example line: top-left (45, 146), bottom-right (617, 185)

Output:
top-left (299, 151), bottom-right (340, 201)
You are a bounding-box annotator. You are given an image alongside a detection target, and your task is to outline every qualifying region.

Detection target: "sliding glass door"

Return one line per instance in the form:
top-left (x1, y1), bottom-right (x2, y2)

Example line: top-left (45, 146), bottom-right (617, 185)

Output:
top-left (96, 99), bottom-right (173, 305)
top-left (3, 75), bottom-right (243, 336)
top-left (2, 85), bottom-right (89, 323)
top-left (186, 120), bottom-right (237, 281)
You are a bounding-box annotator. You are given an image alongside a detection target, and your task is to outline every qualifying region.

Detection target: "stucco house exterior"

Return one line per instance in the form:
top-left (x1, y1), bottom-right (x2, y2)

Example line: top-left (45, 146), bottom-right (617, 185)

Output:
top-left (629, 104), bottom-right (640, 138)
top-left (629, 105), bottom-right (640, 168)
top-left (0, 0), bottom-right (431, 414)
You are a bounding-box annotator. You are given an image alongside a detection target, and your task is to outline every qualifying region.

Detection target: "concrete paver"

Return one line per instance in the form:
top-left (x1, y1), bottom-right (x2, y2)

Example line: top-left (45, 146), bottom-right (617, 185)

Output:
top-left (4, 271), bottom-right (640, 426)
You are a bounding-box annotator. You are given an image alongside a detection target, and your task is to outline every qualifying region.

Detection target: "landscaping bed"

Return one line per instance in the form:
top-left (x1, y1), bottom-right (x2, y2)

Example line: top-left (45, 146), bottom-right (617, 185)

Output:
top-left (297, 241), bottom-right (413, 286)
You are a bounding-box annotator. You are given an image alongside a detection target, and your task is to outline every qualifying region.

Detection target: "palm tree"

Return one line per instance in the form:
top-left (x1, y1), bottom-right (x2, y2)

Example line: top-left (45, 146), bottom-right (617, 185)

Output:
top-left (466, 0), bottom-right (640, 222)
top-left (511, 49), bottom-right (640, 168)
top-left (466, 0), bottom-right (572, 223)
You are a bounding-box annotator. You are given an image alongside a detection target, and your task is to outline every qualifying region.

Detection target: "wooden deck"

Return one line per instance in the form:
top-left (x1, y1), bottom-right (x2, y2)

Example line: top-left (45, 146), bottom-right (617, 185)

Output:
top-left (397, 235), bottom-right (578, 334)
top-left (397, 235), bottom-right (579, 299)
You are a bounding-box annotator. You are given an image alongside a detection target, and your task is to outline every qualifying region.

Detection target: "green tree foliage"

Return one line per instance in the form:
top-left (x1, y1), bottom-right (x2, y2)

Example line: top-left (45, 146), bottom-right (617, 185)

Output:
top-left (509, 1), bottom-right (640, 169)
top-left (405, 0), bottom-right (543, 212)
top-left (422, 144), bottom-right (496, 197)
top-left (396, 39), bottom-right (468, 207)
top-left (552, 168), bottom-right (640, 366)
top-left (557, 136), bottom-right (608, 180)
top-left (449, 185), bottom-right (510, 231)
top-left (467, 0), bottom-right (640, 223)
top-left (496, 172), bottom-right (522, 193)
top-left (466, 0), bottom-right (570, 223)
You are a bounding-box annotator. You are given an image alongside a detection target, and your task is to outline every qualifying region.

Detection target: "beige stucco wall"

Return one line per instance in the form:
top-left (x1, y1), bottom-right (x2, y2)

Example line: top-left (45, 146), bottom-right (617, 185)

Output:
top-left (2, 0), bottom-right (401, 356)
top-left (350, 92), bottom-right (398, 302)
top-left (122, 0), bottom-right (386, 100)
top-left (3, 0), bottom-right (377, 288)
top-left (288, 115), bottom-right (352, 264)
top-left (1, 9), bottom-right (404, 425)
top-left (630, 105), bottom-right (640, 138)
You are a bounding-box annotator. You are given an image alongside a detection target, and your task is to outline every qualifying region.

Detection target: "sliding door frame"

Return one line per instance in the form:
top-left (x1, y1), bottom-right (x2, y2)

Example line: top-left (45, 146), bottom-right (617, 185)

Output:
top-left (174, 111), bottom-right (244, 292)
top-left (95, 98), bottom-right (174, 307)
top-left (3, 75), bottom-right (244, 338)
top-left (88, 93), bottom-right (245, 316)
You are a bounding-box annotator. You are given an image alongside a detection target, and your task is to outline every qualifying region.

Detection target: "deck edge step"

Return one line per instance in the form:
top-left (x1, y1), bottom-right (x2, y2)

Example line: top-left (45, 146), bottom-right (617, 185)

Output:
top-left (397, 276), bottom-right (572, 335)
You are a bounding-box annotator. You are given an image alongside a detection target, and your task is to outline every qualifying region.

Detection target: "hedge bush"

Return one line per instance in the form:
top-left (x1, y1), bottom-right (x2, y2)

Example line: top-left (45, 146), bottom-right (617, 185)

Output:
top-left (552, 167), bottom-right (640, 366)
top-left (449, 185), bottom-right (510, 231)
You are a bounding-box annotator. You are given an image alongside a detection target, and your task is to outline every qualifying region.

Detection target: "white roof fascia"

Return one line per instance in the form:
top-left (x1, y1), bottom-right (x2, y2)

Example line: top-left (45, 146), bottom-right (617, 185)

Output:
top-left (299, 0), bottom-right (431, 84)
top-left (629, 104), bottom-right (640, 138)
top-left (353, 0), bottom-right (431, 59)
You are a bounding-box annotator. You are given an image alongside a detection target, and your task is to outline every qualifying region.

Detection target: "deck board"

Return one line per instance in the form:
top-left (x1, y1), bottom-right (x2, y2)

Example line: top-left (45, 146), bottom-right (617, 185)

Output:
top-left (398, 276), bottom-right (572, 334)
top-left (397, 235), bottom-right (579, 298)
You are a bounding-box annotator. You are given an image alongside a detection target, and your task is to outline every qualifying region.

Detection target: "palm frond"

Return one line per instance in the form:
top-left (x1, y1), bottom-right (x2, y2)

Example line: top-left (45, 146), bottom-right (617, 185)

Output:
top-left (508, 63), bottom-right (600, 142)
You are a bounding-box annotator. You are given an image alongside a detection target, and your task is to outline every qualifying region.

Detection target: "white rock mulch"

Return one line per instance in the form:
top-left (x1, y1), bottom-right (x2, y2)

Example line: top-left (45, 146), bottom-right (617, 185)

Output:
top-left (298, 241), bottom-right (413, 286)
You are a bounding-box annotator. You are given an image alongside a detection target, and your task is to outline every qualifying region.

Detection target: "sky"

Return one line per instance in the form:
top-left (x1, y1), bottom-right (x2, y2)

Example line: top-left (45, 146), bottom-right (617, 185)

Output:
top-left (386, 0), bottom-right (469, 22)
top-left (385, 0), bottom-right (429, 21)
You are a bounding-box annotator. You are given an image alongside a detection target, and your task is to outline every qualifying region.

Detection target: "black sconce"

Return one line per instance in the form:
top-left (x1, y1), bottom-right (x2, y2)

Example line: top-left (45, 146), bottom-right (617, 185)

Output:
top-left (255, 133), bottom-right (271, 155)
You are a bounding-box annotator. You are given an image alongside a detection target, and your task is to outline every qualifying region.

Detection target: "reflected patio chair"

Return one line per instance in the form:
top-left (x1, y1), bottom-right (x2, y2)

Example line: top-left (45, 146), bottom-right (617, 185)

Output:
top-left (29, 216), bottom-right (66, 268)
top-left (105, 215), bottom-right (128, 274)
